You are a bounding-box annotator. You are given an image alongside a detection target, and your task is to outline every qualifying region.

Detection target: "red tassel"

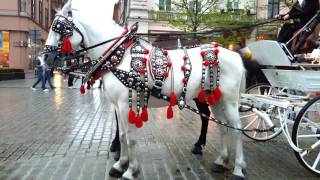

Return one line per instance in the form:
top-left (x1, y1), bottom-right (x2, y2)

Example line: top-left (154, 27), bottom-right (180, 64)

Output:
top-left (214, 87), bottom-right (222, 101)
top-left (208, 92), bottom-right (216, 105)
top-left (170, 92), bottom-right (177, 106)
top-left (141, 107), bottom-right (148, 122)
top-left (128, 108), bottom-right (136, 124)
top-left (167, 105), bottom-right (173, 119)
top-left (80, 85), bottom-right (85, 94)
top-left (61, 37), bottom-right (74, 53)
top-left (135, 114), bottom-right (143, 128)
top-left (198, 89), bottom-right (206, 103)
top-left (86, 83), bottom-right (91, 90)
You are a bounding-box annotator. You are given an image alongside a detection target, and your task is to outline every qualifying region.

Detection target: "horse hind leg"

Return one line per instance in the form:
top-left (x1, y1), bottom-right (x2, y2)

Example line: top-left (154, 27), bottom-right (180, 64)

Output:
top-left (109, 106), bottom-right (129, 178)
top-left (210, 102), bottom-right (230, 173)
top-left (223, 101), bottom-right (246, 180)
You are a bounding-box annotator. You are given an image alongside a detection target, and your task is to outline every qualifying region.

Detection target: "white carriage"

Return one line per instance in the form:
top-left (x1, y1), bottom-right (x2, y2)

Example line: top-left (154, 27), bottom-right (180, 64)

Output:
top-left (240, 40), bottom-right (320, 175)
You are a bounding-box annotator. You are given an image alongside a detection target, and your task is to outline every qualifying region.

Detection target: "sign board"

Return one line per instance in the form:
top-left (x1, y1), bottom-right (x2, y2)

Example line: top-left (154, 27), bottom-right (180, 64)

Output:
top-left (29, 30), bottom-right (41, 40)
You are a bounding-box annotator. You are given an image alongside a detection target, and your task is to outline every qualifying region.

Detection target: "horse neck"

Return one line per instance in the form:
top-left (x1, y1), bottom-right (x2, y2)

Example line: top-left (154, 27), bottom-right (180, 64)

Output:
top-left (78, 17), bottom-right (124, 59)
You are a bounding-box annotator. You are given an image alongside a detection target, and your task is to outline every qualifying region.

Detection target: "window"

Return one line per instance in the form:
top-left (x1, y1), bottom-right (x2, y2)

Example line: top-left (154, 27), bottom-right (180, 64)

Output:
top-left (20, 0), bottom-right (27, 13)
top-left (268, 0), bottom-right (279, 19)
top-left (39, 0), bottom-right (43, 25)
top-left (45, 8), bottom-right (49, 29)
top-left (159, 0), bottom-right (171, 11)
top-left (31, 0), bottom-right (36, 19)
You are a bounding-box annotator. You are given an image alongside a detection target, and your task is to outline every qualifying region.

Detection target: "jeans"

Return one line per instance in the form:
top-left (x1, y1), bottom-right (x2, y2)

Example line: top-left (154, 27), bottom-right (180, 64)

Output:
top-left (32, 70), bottom-right (45, 89)
top-left (43, 69), bottom-right (54, 89)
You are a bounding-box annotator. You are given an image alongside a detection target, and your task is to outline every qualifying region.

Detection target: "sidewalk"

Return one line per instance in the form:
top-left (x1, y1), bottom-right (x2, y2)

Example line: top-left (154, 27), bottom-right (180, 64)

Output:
top-left (0, 74), bottom-right (318, 180)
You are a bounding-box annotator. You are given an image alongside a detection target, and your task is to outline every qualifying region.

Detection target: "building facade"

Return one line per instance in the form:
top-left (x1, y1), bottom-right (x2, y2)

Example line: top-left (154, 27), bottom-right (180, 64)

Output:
top-left (113, 0), bottom-right (257, 47)
top-left (0, 0), bottom-right (66, 70)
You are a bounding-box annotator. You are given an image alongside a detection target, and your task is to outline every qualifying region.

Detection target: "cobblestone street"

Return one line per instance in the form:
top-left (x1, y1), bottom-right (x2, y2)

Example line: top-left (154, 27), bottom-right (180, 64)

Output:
top-left (0, 73), bottom-right (318, 180)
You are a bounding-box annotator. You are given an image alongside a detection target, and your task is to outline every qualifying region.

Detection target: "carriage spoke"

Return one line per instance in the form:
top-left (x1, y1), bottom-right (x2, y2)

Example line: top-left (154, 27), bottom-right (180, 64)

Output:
top-left (241, 113), bottom-right (256, 118)
top-left (312, 152), bottom-right (320, 169)
top-left (298, 134), bottom-right (320, 138)
top-left (253, 118), bottom-right (261, 137)
top-left (243, 116), bottom-right (258, 129)
top-left (311, 140), bottom-right (320, 149)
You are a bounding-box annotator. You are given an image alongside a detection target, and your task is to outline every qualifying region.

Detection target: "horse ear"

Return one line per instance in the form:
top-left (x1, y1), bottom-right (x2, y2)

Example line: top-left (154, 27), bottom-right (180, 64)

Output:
top-left (62, 0), bottom-right (72, 15)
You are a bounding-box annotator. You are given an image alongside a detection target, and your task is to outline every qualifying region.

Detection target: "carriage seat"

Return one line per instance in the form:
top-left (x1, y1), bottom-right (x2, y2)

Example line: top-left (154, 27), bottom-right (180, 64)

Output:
top-left (247, 40), bottom-right (293, 66)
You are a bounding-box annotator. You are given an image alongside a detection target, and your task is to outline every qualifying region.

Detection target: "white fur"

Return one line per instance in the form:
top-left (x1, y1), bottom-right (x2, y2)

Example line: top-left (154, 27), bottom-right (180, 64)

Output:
top-left (45, 1), bottom-right (247, 179)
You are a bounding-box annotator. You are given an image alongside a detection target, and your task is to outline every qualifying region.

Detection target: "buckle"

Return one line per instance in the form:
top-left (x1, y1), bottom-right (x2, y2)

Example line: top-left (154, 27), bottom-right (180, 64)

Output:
top-left (153, 80), bottom-right (163, 89)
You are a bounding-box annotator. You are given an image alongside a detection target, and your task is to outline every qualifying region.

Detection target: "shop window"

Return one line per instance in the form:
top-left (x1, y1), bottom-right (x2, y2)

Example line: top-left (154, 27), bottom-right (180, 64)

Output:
top-left (0, 31), bottom-right (10, 67)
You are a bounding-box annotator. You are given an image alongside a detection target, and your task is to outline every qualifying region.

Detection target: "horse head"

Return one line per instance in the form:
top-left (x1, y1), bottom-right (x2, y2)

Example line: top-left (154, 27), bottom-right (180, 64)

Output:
top-left (44, 0), bottom-right (88, 67)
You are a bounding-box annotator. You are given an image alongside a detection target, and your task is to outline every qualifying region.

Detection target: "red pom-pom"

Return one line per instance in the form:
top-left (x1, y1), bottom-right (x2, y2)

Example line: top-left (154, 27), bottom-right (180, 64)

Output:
top-left (203, 60), bottom-right (210, 66)
top-left (214, 49), bottom-right (219, 55)
top-left (316, 92), bottom-right (320, 96)
top-left (198, 89), bottom-right (206, 103)
top-left (163, 71), bottom-right (169, 77)
top-left (135, 114), bottom-right (143, 128)
top-left (167, 105), bottom-right (173, 119)
top-left (61, 37), bottom-right (74, 53)
top-left (141, 107), bottom-right (148, 122)
top-left (142, 57), bottom-right (147, 64)
top-left (140, 68), bottom-right (146, 74)
top-left (200, 51), bottom-right (206, 57)
top-left (167, 62), bottom-right (172, 67)
top-left (80, 85), bottom-right (85, 94)
top-left (182, 78), bottom-right (187, 83)
top-left (214, 87), bottom-right (222, 101)
top-left (214, 43), bottom-right (219, 48)
top-left (183, 56), bottom-right (188, 61)
top-left (145, 49), bottom-right (149, 54)
top-left (181, 66), bottom-right (186, 71)
top-left (208, 92), bottom-right (216, 105)
top-left (163, 50), bottom-right (168, 55)
top-left (213, 61), bottom-right (219, 66)
top-left (170, 92), bottom-right (177, 106)
top-left (128, 108), bottom-right (136, 124)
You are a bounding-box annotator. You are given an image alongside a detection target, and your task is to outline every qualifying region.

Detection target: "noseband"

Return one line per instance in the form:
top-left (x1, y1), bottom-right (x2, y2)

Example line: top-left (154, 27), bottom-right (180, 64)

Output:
top-left (44, 10), bottom-right (85, 54)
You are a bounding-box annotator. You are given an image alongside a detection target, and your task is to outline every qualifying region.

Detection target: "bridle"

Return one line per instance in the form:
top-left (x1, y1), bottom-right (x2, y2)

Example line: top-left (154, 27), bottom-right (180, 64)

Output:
top-left (44, 10), bottom-right (86, 54)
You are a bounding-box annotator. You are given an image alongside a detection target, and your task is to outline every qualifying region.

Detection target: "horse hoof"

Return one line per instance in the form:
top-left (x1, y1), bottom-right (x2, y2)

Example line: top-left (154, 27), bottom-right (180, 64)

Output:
top-left (211, 163), bottom-right (227, 173)
top-left (109, 167), bottom-right (124, 178)
top-left (114, 150), bottom-right (120, 161)
top-left (230, 174), bottom-right (245, 180)
top-left (110, 141), bottom-right (120, 152)
top-left (191, 145), bottom-right (202, 155)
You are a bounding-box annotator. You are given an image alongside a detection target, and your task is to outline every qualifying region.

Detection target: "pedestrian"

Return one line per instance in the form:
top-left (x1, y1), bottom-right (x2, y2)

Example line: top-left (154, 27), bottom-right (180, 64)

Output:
top-left (276, 0), bottom-right (319, 44)
top-left (31, 55), bottom-right (48, 92)
top-left (43, 66), bottom-right (55, 90)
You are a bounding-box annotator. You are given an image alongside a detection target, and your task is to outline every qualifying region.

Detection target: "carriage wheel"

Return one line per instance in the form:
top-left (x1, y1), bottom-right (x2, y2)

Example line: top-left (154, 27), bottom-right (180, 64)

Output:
top-left (241, 83), bottom-right (282, 141)
top-left (292, 96), bottom-right (320, 175)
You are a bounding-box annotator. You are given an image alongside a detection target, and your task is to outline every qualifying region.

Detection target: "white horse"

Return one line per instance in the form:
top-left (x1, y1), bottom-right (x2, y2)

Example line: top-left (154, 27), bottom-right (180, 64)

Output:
top-left (44, 1), bottom-right (247, 179)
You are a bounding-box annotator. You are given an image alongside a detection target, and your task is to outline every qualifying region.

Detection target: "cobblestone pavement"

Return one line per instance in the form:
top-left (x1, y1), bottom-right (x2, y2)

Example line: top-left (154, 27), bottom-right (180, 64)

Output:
top-left (0, 73), bottom-right (318, 180)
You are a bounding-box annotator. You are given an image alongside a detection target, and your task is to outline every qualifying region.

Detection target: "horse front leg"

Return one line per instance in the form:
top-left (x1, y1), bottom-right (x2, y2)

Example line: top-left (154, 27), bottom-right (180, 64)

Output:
top-left (224, 102), bottom-right (246, 180)
top-left (192, 98), bottom-right (210, 155)
top-left (109, 106), bottom-right (129, 178)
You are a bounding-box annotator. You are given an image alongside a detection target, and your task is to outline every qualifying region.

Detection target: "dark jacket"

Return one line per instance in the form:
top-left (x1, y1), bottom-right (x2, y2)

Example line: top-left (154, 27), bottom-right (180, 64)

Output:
top-left (289, 0), bottom-right (319, 25)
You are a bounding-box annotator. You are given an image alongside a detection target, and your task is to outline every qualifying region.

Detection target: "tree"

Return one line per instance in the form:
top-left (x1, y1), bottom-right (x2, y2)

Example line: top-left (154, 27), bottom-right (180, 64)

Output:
top-left (169, 0), bottom-right (257, 45)
top-left (170, 0), bottom-right (219, 32)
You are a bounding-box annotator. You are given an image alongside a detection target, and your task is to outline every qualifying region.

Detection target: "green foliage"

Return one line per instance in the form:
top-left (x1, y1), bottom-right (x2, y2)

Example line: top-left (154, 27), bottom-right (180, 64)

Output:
top-left (0, 68), bottom-right (24, 73)
top-left (169, 0), bottom-right (257, 34)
